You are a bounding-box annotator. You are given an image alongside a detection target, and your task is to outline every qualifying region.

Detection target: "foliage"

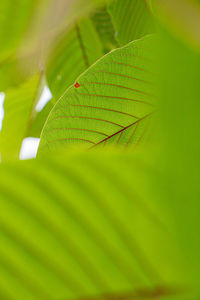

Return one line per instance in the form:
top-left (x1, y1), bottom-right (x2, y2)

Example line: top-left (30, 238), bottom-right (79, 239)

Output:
top-left (39, 35), bottom-right (155, 153)
top-left (0, 0), bottom-right (200, 299)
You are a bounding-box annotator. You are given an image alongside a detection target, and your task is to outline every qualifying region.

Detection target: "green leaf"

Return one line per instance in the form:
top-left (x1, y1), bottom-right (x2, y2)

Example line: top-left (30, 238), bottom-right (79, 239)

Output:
top-left (0, 57), bottom-right (28, 92)
top-left (39, 35), bottom-right (155, 154)
top-left (92, 7), bottom-right (118, 53)
top-left (0, 75), bottom-right (41, 160)
top-left (0, 149), bottom-right (187, 300)
top-left (108, 0), bottom-right (155, 46)
top-left (152, 0), bottom-right (200, 52)
top-left (0, 0), bottom-right (39, 61)
top-left (0, 0), bottom-right (109, 92)
top-left (0, 0), bottom-right (40, 91)
top-left (27, 101), bottom-right (54, 138)
top-left (46, 19), bottom-right (103, 100)
top-left (0, 1), bottom-right (200, 299)
top-left (155, 14), bottom-right (200, 294)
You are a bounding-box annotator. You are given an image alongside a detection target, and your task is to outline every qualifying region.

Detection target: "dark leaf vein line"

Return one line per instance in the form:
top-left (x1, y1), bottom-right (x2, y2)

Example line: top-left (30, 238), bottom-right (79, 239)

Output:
top-left (50, 116), bottom-right (124, 128)
top-left (126, 123), bottom-right (139, 146)
top-left (135, 117), bottom-right (151, 148)
top-left (99, 61), bottom-right (152, 73)
top-left (89, 70), bottom-right (152, 84)
top-left (61, 104), bottom-right (140, 119)
top-left (46, 127), bottom-right (108, 137)
top-left (116, 131), bottom-right (123, 145)
top-left (82, 81), bottom-right (153, 97)
top-left (47, 138), bottom-right (95, 145)
top-left (90, 113), bottom-right (152, 148)
top-left (111, 52), bottom-right (152, 62)
top-left (75, 93), bottom-right (153, 106)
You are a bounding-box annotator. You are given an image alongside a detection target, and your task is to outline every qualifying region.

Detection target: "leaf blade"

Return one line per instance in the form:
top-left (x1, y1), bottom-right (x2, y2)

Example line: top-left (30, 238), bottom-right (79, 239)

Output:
top-left (39, 35), bottom-right (155, 153)
top-left (108, 0), bottom-right (155, 46)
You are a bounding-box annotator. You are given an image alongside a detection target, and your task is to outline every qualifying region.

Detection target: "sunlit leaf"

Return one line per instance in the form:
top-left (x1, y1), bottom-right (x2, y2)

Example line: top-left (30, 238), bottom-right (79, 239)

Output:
top-left (46, 18), bottom-right (103, 100)
top-left (39, 35), bottom-right (155, 154)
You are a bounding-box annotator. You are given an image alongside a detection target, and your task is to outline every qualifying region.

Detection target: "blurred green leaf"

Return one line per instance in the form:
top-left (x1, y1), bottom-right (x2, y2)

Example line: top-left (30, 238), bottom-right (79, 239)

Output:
top-left (28, 100), bottom-right (54, 138)
top-left (155, 23), bottom-right (200, 294)
top-left (108, 0), bottom-right (155, 46)
top-left (0, 75), bottom-right (41, 160)
top-left (0, 0), bottom-right (200, 299)
top-left (0, 149), bottom-right (188, 300)
top-left (152, 0), bottom-right (200, 52)
top-left (39, 35), bottom-right (155, 154)
top-left (0, 0), bottom-right (40, 91)
top-left (0, 0), bottom-right (110, 92)
top-left (0, 56), bottom-right (28, 92)
top-left (19, 0), bottom-right (112, 78)
top-left (0, 0), bottom-right (39, 61)
top-left (46, 19), bottom-right (103, 100)
top-left (92, 7), bottom-right (118, 53)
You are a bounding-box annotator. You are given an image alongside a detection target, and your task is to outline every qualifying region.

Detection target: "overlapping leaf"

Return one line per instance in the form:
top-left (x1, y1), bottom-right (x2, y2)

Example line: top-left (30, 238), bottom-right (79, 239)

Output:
top-left (0, 75), bottom-right (41, 160)
top-left (46, 19), bottom-right (103, 100)
top-left (0, 0), bottom-right (40, 91)
top-left (155, 2), bottom-right (200, 291)
top-left (0, 0), bottom-right (39, 61)
top-left (108, 0), bottom-right (154, 46)
top-left (0, 0), bottom-right (110, 92)
top-left (0, 1), bottom-right (200, 300)
top-left (152, 0), bottom-right (200, 51)
top-left (0, 150), bottom-right (185, 300)
top-left (39, 35), bottom-right (155, 154)
top-left (28, 100), bottom-right (54, 138)
top-left (32, 11), bottom-right (113, 137)
top-left (92, 7), bottom-right (118, 53)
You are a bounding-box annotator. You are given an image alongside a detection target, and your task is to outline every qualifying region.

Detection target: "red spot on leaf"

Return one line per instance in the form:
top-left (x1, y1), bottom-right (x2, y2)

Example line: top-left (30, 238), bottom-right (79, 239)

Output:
top-left (74, 82), bottom-right (80, 88)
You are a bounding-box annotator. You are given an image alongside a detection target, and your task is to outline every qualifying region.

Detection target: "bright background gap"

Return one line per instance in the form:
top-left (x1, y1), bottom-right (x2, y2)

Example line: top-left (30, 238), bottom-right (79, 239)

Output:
top-left (35, 85), bottom-right (52, 112)
top-left (19, 85), bottom-right (52, 160)
top-left (0, 92), bottom-right (5, 131)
